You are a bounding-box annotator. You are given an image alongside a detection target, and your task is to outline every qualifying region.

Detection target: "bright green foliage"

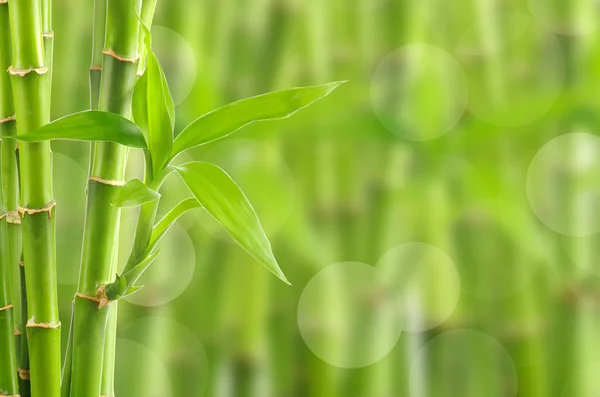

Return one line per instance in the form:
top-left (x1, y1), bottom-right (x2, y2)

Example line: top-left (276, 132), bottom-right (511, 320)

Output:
top-left (113, 179), bottom-right (160, 208)
top-left (171, 81), bottom-right (345, 159)
top-left (132, 19), bottom-right (174, 175)
top-left (17, 25), bottom-right (341, 299)
top-left (19, 111), bottom-right (147, 148)
top-left (144, 198), bottom-right (201, 256)
top-left (176, 162), bottom-right (290, 284)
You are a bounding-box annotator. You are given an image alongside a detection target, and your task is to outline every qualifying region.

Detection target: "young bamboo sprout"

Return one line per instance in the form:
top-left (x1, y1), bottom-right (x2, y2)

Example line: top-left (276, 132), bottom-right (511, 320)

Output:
top-left (7, 0), bottom-right (60, 396)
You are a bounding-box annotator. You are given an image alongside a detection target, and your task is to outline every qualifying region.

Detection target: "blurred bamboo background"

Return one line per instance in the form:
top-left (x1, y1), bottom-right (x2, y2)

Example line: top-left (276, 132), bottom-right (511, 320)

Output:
top-left (48, 0), bottom-right (600, 396)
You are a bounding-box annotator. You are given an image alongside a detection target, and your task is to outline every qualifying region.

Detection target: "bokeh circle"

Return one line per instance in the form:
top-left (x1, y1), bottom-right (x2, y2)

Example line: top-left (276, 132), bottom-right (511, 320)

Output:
top-left (298, 262), bottom-right (403, 368)
top-left (371, 44), bottom-right (468, 141)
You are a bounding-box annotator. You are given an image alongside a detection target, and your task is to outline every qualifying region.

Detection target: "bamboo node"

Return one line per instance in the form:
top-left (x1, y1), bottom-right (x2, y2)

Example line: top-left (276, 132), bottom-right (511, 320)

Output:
top-left (102, 49), bottom-right (140, 63)
top-left (18, 260), bottom-right (24, 267)
top-left (0, 114), bottom-right (16, 124)
top-left (14, 326), bottom-right (21, 336)
top-left (18, 200), bottom-right (56, 219)
top-left (26, 318), bottom-right (61, 329)
top-left (90, 65), bottom-right (102, 71)
top-left (6, 211), bottom-right (21, 224)
top-left (75, 285), bottom-right (111, 309)
top-left (17, 368), bottom-right (30, 380)
top-left (42, 31), bottom-right (54, 38)
top-left (0, 0), bottom-right (7, 4)
top-left (0, 304), bottom-right (13, 312)
top-left (89, 176), bottom-right (125, 187)
top-left (0, 394), bottom-right (21, 397)
top-left (8, 66), bottom-right (49, 77)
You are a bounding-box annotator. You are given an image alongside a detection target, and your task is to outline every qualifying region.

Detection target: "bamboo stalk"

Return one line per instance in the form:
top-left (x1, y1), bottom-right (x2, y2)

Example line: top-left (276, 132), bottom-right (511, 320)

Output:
top-left (61, 2), bottom-right (108, 395)
top-left (8, 0), bottom-right (59, 396)
top-left (0, 149), bottom-right (18, 397)
top-left (0, 3), bottom-right (22, 385)
top-left (70, 1), bottom-right (142, 396)
top-left (18, 262), bottom-right (30, 397)
top-left (42, 0), bottom-right (53, 87)
top-left (101, 3), bottom-right (158, 395)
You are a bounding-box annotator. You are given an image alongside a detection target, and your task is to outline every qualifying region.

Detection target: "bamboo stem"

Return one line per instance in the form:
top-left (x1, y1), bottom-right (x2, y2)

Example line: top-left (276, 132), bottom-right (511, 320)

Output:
top-left (0, 150), bottom-right (18, 397)
top-left (0, 8), bottom-right (21, 395)
top-left (70, 1), bottom-right (142, 396)
top-left (42, 0), bottom-right (53, 91)
top-left (18, 262), bottom-right (30, 397)
top-left (8, 0), bottom-right (59, 396)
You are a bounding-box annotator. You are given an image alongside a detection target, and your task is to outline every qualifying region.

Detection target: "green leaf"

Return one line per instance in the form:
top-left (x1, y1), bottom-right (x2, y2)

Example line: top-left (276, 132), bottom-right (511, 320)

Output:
top-left (143, 198), bottom-right (201, 257)
top-left (133, 18), bottom-right (175, 174)
top-left (176, 162), bottom-right (290, 285)
top-left (19, 111), bottom-right (148, 149)
top-left (171, 81), bottom-right (345, 158)
top-left (132, 72), bottom-right (149, 135)
top-left (113, 179), bottom-right (160, 208)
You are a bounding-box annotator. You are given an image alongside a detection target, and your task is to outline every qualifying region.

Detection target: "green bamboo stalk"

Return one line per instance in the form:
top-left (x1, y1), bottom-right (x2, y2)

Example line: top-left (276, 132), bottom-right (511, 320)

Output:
top-left (70, 1), bottom-right (142, 396)
top-left (17, 262), bottom-right (30, 397)
top-left (0, 149), bottom-right (18, 397)
top-left (100, 3), bottom-right (158, 395)
top-left (8, 0), bottom-right (59, 396)
top-left (0, 0), bottom-right (22, 366)
top-left (42, 0), bottom-right (53, 88)
top-left (61, 2), bottom-right (108, 394)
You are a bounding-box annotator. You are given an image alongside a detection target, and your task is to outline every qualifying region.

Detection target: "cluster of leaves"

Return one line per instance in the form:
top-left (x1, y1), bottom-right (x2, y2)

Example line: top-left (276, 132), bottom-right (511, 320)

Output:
top-left (20, 21), bottom-right (343, 301)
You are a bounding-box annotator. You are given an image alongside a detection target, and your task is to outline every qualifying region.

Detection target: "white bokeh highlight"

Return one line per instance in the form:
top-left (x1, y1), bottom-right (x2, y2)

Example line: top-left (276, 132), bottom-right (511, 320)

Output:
top-left (152, 25), bottom-right (197, 106)
top-left (115, 338), bottom-right (173, 397)
top-left (377, 243), bottom-right (460, 332)
top-left (119, 316), bottom-right (209, 397)
top-left (371, 44), bottom-right (468, 141)
top-left (123, 221), bottom-right (196, 307)
top-left (527, 133), bottom-right (600, 237)
top-left (410, 329), bottom-right (518, 397)
top-left (528, 0), bottom-right (600, 36)
top-left (456, 14), bottom-right (564, 127)
top-left (297, 262), bottom-right (403, 368)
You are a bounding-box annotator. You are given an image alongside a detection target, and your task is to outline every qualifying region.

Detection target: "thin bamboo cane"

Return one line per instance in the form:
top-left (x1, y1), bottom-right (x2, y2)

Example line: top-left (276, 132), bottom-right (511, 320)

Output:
top-left (0, 8), bottom-right (21, 396)
top-left (61, 3), bottom-right (108, 395)
top-left (0, 149), bottom-right (18, 397)
top-left (70, 1), bottom-right (142, 396)
top-left (8, 0), bottom-right (59, 396)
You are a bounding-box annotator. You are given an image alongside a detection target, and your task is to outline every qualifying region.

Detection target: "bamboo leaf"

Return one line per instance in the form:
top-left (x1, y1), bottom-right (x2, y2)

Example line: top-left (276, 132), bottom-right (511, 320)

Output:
top-left (113, 179), bottom-right (160, 208)
top-left (171, 81), bottom-right (345, 158)
top-left (143, 198), bottom-right (201, 257)
top-left (18, 111), bottom-right (148, 148)
top-left (176, 162), bottom-right (290, 284)
top-left (133, 18), bottom-right (175, 174)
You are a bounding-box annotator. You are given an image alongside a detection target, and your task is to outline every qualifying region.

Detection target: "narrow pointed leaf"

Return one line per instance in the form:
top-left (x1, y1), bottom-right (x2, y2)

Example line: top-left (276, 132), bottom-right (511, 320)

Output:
top-left (19, 111), bottom-right (148, 148)
top-left (134, 18), bottom-right (175, 174)
top-left (171, 81), bottom-right (345, 158)
top-left (176, 162), bottom-right (290, 284)
top-left (113, 179), bottom-right (160, 208)
top-left (132, 72), bottom-right (149, 136)
top-left (143, 198), bottom-right (201, 257)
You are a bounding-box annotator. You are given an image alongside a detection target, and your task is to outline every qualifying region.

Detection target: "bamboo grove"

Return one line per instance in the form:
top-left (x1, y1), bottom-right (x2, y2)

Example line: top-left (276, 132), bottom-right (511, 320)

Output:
top-left (0, 0), bottom-right (341, 396)
top-left (2, 0), bottom-right (600, 396)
